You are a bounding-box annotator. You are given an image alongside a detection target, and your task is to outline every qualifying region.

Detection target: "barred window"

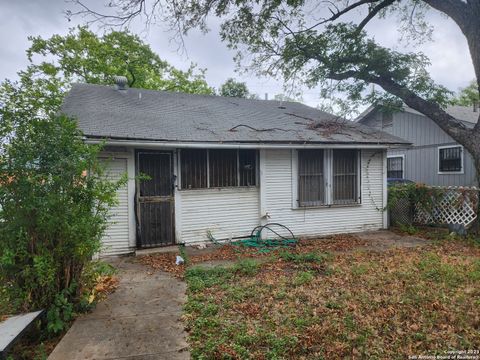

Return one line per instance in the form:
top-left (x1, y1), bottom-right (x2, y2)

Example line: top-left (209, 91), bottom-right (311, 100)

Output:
top-left (180, 149), bottom-right (257, 189)
top-left (209, 149), bottom-right (238, 187)
top-left (439, 146), bottom-right (462, 173)
top-left (332, 149), bottom-right (359, 204)
top-left (297, 149), bottom-right (360, 207)
top-left (298, 150), bottom-right (325, 207)
top-left (239, 150), bottom-right (257, 186)
top-left (180, 149), bottom-right (207, 189)
top-left (387, 156), bottom-right (404, 179)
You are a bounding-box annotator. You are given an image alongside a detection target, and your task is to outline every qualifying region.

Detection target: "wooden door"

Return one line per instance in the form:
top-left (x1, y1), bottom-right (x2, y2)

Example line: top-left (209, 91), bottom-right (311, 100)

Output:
top-left (136, 151), bottom-right (175, 247)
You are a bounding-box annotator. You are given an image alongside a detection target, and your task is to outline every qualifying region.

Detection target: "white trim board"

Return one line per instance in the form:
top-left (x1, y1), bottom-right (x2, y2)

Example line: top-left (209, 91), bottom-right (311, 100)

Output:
top-left (86, 138), bottom-right (404, 150)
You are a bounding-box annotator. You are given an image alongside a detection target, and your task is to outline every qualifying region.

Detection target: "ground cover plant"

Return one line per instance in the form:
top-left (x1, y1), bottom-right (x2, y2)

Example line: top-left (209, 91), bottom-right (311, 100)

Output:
top-left (175, 234), bottom-right (480, 359)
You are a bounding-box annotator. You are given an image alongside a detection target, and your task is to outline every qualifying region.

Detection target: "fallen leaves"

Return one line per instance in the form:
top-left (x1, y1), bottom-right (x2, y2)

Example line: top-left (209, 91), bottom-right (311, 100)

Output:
top-left (138, 234), bottom-right (367, 279)
top-left (182, 238), bottom-right (480, 359)
top-left (88, 275), bottom-right (119, 303)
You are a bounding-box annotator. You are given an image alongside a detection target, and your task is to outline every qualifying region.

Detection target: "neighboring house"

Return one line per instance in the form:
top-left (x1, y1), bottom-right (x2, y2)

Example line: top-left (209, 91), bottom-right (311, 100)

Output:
top-left (356, 105), bottom-right (479, 187)
top-left (62, 81), bottom-right (408, 256)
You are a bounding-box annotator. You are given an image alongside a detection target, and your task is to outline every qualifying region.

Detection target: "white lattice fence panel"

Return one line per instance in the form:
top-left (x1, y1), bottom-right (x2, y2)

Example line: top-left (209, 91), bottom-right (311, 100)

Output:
top-left (414, 187), bottom-right (479, 228)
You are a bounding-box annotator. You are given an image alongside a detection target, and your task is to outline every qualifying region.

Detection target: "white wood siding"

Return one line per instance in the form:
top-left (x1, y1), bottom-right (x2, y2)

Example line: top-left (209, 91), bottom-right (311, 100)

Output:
top-left (177, 187), bottom-right (260, 244)
top-left (101, 156), bottom-right (135, 256)
top-left (263, 149), bottom-right (385, 237)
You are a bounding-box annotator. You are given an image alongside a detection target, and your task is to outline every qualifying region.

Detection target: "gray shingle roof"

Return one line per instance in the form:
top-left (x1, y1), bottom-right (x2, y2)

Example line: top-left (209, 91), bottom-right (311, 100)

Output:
top-left (357, 104), bottom-right (480, 127)
top-left (61, 83), bottom-right (409, 145)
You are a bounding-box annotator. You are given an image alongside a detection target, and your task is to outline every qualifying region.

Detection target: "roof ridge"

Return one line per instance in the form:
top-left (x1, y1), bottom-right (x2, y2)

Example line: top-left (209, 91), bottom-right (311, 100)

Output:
top-left (70, 82), bottom-right (308, 106)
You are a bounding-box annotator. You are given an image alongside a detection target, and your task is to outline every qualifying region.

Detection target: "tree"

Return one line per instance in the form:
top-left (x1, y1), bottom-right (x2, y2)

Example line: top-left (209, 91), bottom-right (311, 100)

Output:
top-left (70, 1), bottom-right (480, 184)
top-left (25, 26), bottom-right (213, 95)
top-left (219, 78), bottom-right (251, 98)
top-left (452, 80), bottom-right (479, 106)
top-left (0, 113), bottom-right (124, 324)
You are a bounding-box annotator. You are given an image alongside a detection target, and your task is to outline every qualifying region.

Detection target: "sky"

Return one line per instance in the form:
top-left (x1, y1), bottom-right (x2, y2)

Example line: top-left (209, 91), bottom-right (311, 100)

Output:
top-left (0, 0), bottom-right (475, 109)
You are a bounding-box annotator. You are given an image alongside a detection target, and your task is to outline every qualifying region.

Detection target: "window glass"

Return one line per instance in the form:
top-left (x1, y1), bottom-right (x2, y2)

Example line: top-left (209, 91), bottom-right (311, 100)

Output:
top-left (209, 149), bottom-right (238, 187)
top-left (180, 149), bottom-right (207, 189)
top-left (181, 149), bottom-right (258, 189)
top-left (332, 149), bottom-right (358, 204)
top-left (239, 150), bottom-right (257, 186)
top-left (387, 157), bottom-right (403, 178)
top-left (439, 146), bottom-right (462, 172)
top-left (298, 150), bottom-right (325, 206)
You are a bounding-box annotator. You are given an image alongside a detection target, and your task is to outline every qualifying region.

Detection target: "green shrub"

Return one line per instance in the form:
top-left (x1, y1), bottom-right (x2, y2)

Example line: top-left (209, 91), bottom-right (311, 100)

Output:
top-left (0, 115), bottom-right (125, 327)
top-left (398, 223), bottom-right (418, 235)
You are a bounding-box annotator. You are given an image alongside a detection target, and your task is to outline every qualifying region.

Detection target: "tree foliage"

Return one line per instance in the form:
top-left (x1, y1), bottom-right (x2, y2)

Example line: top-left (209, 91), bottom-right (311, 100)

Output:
top-left (452, 80), bottom-right (479, 106)
top-left (219, 78), bottom-right (252, 98)
top-left (0, 114), bottom-right (124, 319)
top-left (26, 26), bottom-right (213, 95)
top-left (70, 0), bottom-right (480, 181)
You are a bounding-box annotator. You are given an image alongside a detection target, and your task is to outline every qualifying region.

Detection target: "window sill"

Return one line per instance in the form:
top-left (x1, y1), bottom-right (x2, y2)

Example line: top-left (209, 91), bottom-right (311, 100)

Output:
top-left (178, 186), bottom-right (258, 192)
top-left (293, 202), bottom-right (362, 210)
top-left (438, 171), bottom-right (464, 175)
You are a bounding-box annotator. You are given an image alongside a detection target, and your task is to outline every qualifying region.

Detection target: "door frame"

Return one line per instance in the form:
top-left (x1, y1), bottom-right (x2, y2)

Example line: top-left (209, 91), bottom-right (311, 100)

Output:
top-left (135, 149), bottom-right (176, 248)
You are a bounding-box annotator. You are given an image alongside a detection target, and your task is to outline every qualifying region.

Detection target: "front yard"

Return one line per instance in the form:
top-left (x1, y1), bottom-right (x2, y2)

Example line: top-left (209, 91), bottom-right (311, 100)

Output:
top-left (144, 231), bottom-right (480, 359)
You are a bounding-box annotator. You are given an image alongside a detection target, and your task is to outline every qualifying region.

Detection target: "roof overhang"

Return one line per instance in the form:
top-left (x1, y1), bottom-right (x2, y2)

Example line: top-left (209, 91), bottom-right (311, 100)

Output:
top-left (85, 136), bottom-right (409, 150)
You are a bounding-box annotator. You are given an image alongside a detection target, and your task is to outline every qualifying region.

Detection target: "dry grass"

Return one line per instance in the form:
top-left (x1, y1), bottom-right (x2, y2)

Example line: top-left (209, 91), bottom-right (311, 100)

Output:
top-left (182, 237), bottom-right (480, 359)
top-left (138, 234), bottom-right (368, 278)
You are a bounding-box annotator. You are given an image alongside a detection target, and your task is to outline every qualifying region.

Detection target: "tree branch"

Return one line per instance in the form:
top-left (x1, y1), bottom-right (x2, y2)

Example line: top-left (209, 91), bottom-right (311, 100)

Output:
top-left (356, 0), bottom-right (398, 34)
top-left (422, 0), bottom-right (469, 32)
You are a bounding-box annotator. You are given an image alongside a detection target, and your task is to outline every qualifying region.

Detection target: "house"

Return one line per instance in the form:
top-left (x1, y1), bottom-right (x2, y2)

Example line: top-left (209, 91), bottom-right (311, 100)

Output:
top-left (61, 81), bottom-right (408, 256)
top-left (356, 105), bottom-right (479, 187)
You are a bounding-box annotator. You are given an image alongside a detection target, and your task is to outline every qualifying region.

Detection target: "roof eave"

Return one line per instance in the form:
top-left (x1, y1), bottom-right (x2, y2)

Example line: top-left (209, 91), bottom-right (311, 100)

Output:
top-left (84, 135), bottom-right (410, 149)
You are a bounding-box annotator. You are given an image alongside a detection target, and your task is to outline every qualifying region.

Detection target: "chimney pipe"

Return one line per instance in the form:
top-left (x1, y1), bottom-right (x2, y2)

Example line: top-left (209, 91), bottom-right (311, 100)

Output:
top-left (113, 75), bottom-right (128, 91)
top-left (264, 93), bottom-right (268, 101)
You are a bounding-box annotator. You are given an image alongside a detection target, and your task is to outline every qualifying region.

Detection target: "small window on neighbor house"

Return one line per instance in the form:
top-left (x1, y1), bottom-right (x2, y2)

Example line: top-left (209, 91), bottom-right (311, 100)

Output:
top-left (332, 149), bottom-right (359, 205)
top-left (298, 150), bottom-right (325, 207)
top-left (180, 149), bottom-right (257, 189)
top-left (387, 156), bottom-right (404, 179)
top-left (439, 146), bottom-right (463, 173)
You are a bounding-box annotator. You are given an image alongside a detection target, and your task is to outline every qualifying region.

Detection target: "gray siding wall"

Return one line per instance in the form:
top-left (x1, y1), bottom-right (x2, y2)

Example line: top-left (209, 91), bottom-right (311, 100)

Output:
top-left (388, 148), bottom-right (477, 187)
top-left (364, 110), bottom-right (478, 186)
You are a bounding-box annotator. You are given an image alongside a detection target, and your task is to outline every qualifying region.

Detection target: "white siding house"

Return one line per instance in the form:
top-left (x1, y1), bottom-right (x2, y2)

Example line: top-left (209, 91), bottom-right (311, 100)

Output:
top-left (62, 82), bottom-right (407, 255)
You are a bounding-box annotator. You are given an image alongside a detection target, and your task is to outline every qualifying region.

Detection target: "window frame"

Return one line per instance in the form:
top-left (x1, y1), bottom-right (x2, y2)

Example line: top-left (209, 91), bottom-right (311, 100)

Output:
top-left (438, 145), bottom-right (464, 175)
top-left (297, 149), bottom-right (326, 207)
top-left (332, 149), bottom-right (361, 206)
top-left (387, 155), bottom-right (405, 179)
top-left (294, 149), bottom-right (361, 208)
top-left (178, 148), bottom-right (258, 190)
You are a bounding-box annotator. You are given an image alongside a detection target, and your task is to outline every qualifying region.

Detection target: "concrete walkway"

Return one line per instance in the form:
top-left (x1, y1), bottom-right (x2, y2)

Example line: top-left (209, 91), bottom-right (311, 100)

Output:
top-left (49, 258), bottom-right (189, 360)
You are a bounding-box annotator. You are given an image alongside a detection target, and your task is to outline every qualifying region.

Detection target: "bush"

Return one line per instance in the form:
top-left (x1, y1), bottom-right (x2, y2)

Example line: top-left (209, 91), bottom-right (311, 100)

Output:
top-left (0, 115), bottom-right (125, 327)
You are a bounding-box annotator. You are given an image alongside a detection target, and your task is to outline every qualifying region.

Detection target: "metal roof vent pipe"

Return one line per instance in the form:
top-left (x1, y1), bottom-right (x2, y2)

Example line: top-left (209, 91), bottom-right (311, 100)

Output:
top-left (113, 75), bottom-right (128, 91)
